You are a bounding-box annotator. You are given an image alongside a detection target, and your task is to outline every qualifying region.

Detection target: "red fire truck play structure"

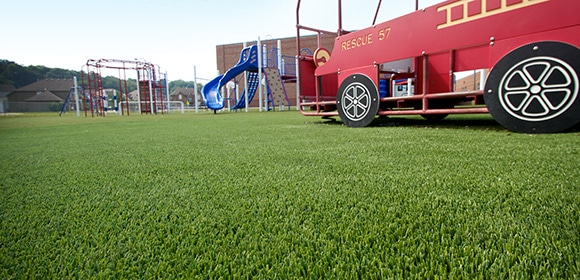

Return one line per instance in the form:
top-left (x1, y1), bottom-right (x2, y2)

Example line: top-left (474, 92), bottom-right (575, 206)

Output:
top-left (296, 0), bottom-right (580, 133)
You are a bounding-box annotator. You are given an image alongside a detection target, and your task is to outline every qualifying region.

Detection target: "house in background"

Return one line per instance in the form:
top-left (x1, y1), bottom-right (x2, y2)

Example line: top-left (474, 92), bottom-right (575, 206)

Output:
top-left (0, 84), bottom-right (16, 113)
top-left (7, 79), bottom-right (74, 112)
top-left (24, 89), bottom-right (64, 111)
top-left (170, 87), bottom-right (197, 106)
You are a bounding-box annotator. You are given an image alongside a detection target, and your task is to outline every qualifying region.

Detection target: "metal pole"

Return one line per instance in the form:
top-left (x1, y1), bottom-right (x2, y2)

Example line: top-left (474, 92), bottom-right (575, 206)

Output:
top-left (338, 0), bottom-right (343, 35)
top-left (244, 42), bottom-right (249, 112)
top-left (136, 69), bottom-right (142, 114)
top-left (113, 89), bottom-right (118, 114)
top-left (258, 37), bottom-right (263, 112)
top-left (235, 83), bottom-right (239, 109)
top-left (81, 66), bottom-right (88, 117)
top-left (194, 65), bottom-right (199, 113)
top-left (148, 67), bottom-right (154, 114)
top-left (373, 0), bottom-right (382, 26)
top-left (227, 83), bottom-right (231, 111)
top-left (103, 91), bottom-right (108, 115)
top-left (262, 43), bottom-right (268, 109)
top-left (296, 1), bottom-right (302, 111)
top-left (74, 76), bottom-right (80, 117)
top-left (277, 40), bottom-right (282, 73)
top-left (165, 72), bottom-right (170, 113)
top-left (123, 67), bottom-right (130, 116)
top-left (295, 56), bottom-right (299, 111)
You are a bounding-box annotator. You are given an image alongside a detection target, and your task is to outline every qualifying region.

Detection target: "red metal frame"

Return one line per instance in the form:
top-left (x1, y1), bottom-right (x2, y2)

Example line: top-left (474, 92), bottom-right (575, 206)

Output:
top-left (82, 59), bottom-right (167, 116)
top-left (296, 0), bottom-right (580, 119)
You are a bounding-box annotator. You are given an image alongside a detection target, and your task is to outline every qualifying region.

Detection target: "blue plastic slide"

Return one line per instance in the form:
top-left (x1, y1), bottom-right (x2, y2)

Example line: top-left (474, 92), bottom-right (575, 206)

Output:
top-left (202, 45), bottom-right (259, 110)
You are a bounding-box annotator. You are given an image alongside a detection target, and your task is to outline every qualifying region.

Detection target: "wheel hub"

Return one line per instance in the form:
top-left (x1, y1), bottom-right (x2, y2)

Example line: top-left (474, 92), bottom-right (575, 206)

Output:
top-left (530, 85), bottom-right (541, 94)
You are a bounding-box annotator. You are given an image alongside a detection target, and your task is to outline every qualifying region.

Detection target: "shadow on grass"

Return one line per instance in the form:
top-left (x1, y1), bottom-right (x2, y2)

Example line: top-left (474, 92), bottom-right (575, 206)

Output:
top-left (372, 116), bottom-right (505, 131)
top-left (304, 114), bottom-right (580, 133)
top-left (305, 115), bottom-right (507, 131)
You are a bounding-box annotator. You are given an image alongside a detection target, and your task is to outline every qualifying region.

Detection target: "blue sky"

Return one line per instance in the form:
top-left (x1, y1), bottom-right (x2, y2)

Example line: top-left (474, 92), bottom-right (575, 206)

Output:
top-left (2, 0), bottom-right (441, 82)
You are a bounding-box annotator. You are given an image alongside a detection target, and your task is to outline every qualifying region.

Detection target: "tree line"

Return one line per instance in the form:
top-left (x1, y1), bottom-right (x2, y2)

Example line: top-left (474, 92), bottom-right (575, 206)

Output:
top-left (0, 59), bottom-right (202, 93)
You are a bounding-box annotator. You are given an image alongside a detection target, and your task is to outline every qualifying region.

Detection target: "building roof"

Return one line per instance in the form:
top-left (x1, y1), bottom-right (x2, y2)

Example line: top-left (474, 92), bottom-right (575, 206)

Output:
top-left (128, 90), bottom-right (139, 101)
top-left (12, 78), bottom-right (74, 92)
top-left (170, 88), bottom-right (196, 96)
top-left (25, 89), bottom-right (64, 102)
top-left (0, 84), bottom-right (16, 98)
top-left (0, 84), bottom-right (16, 92)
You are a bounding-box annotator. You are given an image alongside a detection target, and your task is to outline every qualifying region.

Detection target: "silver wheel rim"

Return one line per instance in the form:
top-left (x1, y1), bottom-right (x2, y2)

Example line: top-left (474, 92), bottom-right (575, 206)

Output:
top-left (341, 82), bottom-right (371, 122)
top-left (498, 56), bottom-right (578, 122)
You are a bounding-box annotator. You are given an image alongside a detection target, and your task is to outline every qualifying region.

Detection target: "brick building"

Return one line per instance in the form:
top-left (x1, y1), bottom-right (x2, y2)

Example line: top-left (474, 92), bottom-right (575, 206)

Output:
top-left (214, 34), bottom-right (336, 109)
top-left (455, 70), bottom-right (486, 92)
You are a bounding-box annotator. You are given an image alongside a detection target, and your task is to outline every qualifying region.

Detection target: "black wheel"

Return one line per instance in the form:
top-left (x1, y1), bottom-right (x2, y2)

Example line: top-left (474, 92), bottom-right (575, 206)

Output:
top-left (484, 41), bottom-right (580, 133)
top-left (336, 74), bottom-right (380, 127)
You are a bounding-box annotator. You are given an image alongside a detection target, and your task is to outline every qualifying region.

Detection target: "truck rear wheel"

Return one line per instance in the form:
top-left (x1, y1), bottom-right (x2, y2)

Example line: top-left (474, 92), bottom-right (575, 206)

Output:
top-left (336, 74), bottom-right (379, 127)
top-left (484, 41), bottom-right (580, 133)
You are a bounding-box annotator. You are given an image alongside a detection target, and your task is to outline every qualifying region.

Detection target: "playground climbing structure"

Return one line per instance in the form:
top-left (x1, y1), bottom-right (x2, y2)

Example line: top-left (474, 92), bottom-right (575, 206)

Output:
top-left (82, 59), bottom-right (168, 117)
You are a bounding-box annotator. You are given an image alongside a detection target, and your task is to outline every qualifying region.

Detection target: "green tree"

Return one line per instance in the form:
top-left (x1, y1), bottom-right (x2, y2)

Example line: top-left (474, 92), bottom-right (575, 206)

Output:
top-left (45, 68), bottom-right (78, 79)
top-left (0, 59), bottom-right (201, 95)
top-left (168, 79), bottom-right (203, 93)
top-left (0, 60), bottom-right (38, 88)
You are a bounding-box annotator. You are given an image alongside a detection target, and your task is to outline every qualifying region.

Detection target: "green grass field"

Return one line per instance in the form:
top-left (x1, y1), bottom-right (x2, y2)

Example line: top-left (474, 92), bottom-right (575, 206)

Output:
top-left (1, 111), bottom-right (579, 278)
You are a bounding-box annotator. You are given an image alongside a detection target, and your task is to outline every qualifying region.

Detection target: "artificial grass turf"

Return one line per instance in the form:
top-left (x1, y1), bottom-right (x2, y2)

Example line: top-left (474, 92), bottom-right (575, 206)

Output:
top-left (1, 111), bottom-right (578, 278)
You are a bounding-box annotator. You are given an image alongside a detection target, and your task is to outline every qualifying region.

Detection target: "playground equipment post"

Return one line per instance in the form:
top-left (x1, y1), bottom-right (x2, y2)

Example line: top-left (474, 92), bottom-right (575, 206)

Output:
top-left (243, 42), bottom-right (249, 112)
top-left (74, 76), bottom-right (80, 117)
top-left (194, 66), bottom-right (199, 113)
top-left (257, 37), bottom-right (263, 112)
top-left (164, 71), bottom-right (170, 113)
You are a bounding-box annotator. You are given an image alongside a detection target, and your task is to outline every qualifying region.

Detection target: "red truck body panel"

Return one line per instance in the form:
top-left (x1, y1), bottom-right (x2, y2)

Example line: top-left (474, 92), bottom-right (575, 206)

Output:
top-left (296, 0), bottom-right (580, 132)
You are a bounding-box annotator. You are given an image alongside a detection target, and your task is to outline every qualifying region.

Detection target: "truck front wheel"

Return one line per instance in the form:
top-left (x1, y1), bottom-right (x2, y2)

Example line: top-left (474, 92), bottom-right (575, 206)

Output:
top-left (336, 74), bottom-right (380, 127)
